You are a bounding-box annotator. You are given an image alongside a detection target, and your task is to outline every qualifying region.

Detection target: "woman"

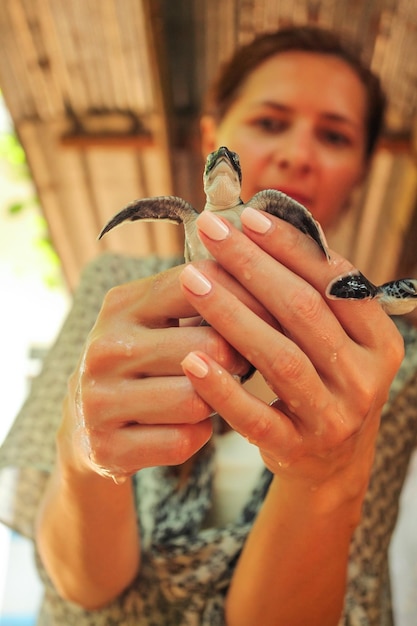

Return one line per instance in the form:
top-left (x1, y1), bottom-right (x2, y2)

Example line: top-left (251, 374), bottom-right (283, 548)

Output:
top-left (1, 25), bottom-right (416, 626)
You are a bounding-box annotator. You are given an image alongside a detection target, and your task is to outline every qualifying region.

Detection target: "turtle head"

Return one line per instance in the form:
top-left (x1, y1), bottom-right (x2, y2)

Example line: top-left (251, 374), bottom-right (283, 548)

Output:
top-left (377, 278), bottom-right (417, 315)
top-left (203, 146), bottom-right (242, 209)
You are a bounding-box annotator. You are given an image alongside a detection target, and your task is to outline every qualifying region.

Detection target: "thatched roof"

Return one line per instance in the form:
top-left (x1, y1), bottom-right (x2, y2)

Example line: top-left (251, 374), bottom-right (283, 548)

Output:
top-left (0, 0), bottom-right (416, 289)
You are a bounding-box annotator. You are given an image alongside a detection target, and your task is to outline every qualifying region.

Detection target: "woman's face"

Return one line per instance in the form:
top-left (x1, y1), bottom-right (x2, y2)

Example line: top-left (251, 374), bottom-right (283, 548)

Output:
top-left (201, 51), bottom-right (368, 229)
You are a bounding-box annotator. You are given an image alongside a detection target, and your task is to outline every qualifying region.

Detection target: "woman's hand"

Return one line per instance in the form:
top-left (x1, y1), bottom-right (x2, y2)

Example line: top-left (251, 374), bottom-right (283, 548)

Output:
top-left (39, 263), bottom-right (255, 610)
top-left (180, 207), bottom-right (404, 499)
top-left (60, 263), bottom-right (251, 483)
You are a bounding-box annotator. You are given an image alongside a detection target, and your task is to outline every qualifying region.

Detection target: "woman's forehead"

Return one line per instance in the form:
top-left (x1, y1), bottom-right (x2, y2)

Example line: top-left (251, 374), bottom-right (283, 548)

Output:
top-left (238, 51), bottom-right (367, 121)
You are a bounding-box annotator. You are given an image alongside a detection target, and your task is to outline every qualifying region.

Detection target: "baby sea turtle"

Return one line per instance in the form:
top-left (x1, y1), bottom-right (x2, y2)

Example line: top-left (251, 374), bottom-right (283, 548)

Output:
top-left (99, 145), bottom-right (417, 316)
top-left (99, 146), bottom-right (329, 261)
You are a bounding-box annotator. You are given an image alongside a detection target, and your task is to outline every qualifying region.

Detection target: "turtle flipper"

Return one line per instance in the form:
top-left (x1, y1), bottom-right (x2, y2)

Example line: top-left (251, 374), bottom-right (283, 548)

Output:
top-left (326, 271), bottom-right (379, 301)
top-left (327, 273), bottom-right (417, 315)
top-left (99, 196), bottom-right (198, 239)
top-left (248, 190), bottom-right (329, 259)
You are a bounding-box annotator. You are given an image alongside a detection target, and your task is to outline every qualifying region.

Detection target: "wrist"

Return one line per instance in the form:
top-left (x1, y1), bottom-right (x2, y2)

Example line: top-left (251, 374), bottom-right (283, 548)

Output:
top-left (270, 470), bottom-right (368, 528)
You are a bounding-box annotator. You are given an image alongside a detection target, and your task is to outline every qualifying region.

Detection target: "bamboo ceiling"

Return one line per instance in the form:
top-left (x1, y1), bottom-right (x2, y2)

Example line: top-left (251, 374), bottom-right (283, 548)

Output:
top-left (0, 0), bottom-right (416, 290)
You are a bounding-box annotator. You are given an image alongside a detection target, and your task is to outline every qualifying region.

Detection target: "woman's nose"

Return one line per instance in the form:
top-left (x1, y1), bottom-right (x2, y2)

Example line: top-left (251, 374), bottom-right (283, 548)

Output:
top-left (273, 126), bottom-right (315, 173)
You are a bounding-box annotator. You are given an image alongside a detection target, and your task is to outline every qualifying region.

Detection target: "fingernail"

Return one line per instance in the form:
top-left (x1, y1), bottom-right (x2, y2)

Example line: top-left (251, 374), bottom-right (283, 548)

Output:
top-left (180, 265), bottom-right (212, 295)
top-left (197, 211), bottom-right (230, 241)
top-left (181, 352), bottom-right (209, 378)
top-left (241, 206), bottom-right (272, 234)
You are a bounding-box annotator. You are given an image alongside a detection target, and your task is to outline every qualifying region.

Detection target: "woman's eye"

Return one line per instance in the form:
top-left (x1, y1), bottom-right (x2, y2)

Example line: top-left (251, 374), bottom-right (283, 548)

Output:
top-left (320, 129), bottom-right (351, 146)
top-left (252, 117), bottom-right (287, 133)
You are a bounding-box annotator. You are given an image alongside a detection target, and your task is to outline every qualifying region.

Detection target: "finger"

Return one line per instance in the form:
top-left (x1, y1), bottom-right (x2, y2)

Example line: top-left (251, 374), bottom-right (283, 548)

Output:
top-left (197, 208), bottom-right (397, 350)
top-left (87, 420), bottom-right (214, 476)
top-left (103, 256), bottom-right (279, 329)
top-left (240, 207), bottom-right (401, 349)
top-left (179, 267), bottom-right (330, 428)
top-left (192, 247), bottom-right (352, 380)
top-left (180, 351), bottom-right (297, 454)
top-left (189, 259), bottom-right (280, 332)
top-left (82, 375), bottom-right (213, 425)
top-left (86, 324), bottom-right (249, 378)
top-left (194, 211), bottom-right (351, 368)
top-left (97, 264), bottom-right (192, 327)
top-left (179, 262), bottom-right (341, 400)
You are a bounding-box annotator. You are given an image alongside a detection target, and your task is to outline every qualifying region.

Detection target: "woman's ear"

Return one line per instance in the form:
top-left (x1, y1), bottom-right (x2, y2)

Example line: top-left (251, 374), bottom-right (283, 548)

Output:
top-left (200, 115), bottom-right (217, 156)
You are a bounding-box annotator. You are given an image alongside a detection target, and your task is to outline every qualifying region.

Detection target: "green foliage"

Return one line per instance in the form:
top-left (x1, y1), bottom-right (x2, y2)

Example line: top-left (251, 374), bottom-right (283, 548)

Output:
top-left (8, 200), bottom-right (27, 214)
top-left (0, 98), bottom-right (63, 288)
top-left (36, 235), bottom-right (62, 287)
top-left (0, 131), bottom-right (27, 167)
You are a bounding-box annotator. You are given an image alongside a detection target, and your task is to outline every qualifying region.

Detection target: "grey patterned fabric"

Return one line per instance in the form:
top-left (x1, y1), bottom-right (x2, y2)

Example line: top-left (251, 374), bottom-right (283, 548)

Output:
top-left (340, 319), bottom-right (417, 626)
top-left (1, 252), bottom-right (417, 626)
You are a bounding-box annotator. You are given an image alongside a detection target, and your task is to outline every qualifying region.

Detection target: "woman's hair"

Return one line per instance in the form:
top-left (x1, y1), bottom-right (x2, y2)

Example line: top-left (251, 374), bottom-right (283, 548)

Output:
top-left (203, 25), bottom-right (386, 159)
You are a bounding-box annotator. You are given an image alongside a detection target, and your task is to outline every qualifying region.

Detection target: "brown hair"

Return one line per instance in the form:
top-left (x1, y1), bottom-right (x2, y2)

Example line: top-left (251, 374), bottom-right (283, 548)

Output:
top-left (203, 25), bottom-right (386, 160)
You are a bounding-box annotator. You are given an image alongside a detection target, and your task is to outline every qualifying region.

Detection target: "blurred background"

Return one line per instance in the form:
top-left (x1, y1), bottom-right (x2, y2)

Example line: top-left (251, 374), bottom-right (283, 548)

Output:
top-left (0, 1), bottom-right (416, 624)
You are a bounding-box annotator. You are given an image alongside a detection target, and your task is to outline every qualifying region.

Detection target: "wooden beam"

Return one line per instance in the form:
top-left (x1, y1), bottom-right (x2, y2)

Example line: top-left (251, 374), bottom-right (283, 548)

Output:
top-left (60, 133), bottom-right (155, 149)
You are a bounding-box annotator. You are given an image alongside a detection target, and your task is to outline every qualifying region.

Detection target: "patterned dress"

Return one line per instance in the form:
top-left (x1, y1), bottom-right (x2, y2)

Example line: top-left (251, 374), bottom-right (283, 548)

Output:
top-left (1, 253), bottom-right (417, 626)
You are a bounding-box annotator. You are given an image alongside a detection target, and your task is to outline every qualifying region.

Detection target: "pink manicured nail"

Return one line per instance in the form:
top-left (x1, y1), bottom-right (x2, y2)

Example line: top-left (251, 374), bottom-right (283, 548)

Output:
top-left (181, 352), bottom-right (209, 378)
top-left (180, 265), bottom-right (212, 295)
top-left (197, 211), bottom-right (230, 240)
top-left (241, 206), bottom-right (272, 234)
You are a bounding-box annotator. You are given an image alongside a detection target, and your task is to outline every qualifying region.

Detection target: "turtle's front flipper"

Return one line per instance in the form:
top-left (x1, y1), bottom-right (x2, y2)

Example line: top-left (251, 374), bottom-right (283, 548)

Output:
top-left (99, 196), bottom-right (198, 239)
top-left (326, 271), bottom-right (379, 302)
top-left (248, 190), bottom-right (329, 259)
top-left (327, 272), bottom-right (417, 315)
